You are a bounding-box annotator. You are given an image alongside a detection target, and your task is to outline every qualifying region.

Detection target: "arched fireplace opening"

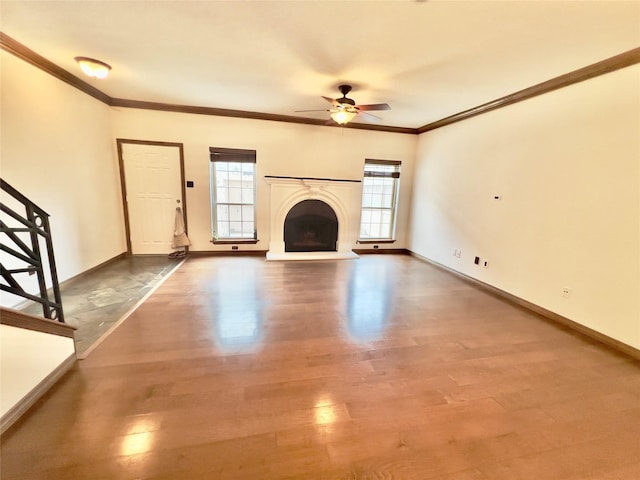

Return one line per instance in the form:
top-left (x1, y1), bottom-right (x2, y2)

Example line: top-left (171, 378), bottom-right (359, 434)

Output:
top-left (284, 200), bottom-right (338, 252)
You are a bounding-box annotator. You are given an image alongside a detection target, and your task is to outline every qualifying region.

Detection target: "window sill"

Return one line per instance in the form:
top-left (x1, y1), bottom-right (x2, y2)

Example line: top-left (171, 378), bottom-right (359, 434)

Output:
top-left (211, 239), bottom-right (259, 245)
top-left (357, 239), bottom-right (396, 244)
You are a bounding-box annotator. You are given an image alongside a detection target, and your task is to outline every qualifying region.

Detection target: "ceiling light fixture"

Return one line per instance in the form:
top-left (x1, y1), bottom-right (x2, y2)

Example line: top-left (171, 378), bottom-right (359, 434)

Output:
top-left (74, 56), bottom-right (111, 79)
top-left (330, 109), bottom-right (357, 125)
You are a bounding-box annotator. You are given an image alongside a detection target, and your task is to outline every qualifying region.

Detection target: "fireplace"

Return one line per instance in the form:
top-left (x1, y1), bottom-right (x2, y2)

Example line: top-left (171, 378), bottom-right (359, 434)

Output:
top-left (284, 200), bottom-right (338, 252)
top-left (265, 176), bottom-right (360, 260)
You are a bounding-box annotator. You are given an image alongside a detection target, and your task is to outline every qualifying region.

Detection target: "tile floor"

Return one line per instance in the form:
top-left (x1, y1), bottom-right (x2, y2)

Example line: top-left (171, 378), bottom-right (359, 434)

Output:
top-left (22, 255), bottom-right (181, 355)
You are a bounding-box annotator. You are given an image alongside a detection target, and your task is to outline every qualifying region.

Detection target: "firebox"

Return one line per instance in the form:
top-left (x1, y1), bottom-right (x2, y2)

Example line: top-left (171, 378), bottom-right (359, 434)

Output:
top-left (284, 200), bottom-right (338, 252)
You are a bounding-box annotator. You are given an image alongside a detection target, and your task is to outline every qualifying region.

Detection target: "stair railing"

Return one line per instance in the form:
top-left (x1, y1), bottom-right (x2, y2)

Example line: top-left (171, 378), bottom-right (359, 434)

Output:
top-left (0, 179), bottom-right (64, 322)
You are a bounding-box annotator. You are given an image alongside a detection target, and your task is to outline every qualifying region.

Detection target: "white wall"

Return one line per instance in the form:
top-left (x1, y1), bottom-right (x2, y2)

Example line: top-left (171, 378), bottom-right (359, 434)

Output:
top-left (0, 324), bottom-right (75, 418)
top-left (409, 65), bottom-right (640, 349)
top-left (111, 109), bottom-right (417, 252)
top-left (0, 52), bottom-right (126, 307)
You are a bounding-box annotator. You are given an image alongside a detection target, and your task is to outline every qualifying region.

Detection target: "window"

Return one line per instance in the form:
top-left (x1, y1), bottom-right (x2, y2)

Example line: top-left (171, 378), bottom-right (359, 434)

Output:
top-left (210, 147), bottom-right (257, 242)
top-left (359, 159), bottom-right (400, 241)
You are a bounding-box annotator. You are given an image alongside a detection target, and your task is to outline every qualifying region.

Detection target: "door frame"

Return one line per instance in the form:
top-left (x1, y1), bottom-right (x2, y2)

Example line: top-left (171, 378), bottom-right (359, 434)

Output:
top-left (116, 139), bottom-right (188, 255)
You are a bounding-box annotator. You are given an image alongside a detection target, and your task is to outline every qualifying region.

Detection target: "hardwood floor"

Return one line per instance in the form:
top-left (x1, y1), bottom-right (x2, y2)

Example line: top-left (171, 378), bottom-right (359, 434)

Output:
top-left (20, 255), bottom-right (180, 355)
top-left (1, 255), bottom-right (638, 479)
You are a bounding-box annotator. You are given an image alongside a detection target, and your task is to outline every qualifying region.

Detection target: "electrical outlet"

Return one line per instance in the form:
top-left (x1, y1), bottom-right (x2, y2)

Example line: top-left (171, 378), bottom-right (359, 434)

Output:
top-left (561, 287), bottom-right (571, 298)
top-left (483, 260), bottom-right (489, 268)
top-left (231, 245), bottom-right (239, 251)
top-left (373, 245), bottom-right (379, 249)
top-left (474, 256), bottom-right (480, 265)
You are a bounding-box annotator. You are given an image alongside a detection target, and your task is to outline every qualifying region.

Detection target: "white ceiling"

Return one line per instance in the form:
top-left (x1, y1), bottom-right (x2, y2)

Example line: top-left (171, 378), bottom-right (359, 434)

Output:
top-left (1, 1), bottom-right (639, 129)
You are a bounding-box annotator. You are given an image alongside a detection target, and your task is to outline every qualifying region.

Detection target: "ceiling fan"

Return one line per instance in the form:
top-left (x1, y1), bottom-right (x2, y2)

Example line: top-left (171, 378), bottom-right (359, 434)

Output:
top-left (295, 85), bottom-right (391, 125)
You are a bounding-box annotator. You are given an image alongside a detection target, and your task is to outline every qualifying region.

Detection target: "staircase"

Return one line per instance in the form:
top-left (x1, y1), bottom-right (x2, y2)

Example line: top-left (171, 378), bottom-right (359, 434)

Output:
top-left (1, 179), bottom-right (74, 434)
top-left (1, 178), bottom-right (64, 322)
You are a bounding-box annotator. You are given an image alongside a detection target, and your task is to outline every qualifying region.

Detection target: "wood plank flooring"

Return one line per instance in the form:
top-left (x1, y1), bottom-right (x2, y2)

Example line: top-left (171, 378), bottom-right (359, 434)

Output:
top-left (2, 255), bottom-right (639, 479)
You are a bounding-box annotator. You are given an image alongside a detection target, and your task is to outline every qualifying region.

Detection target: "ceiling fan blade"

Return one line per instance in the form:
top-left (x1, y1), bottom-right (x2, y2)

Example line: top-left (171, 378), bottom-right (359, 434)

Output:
top-left (356, 103), bottom-right (391, 111)
top-left (322, 96), bottom-right (341, 107)
top-left (358, 111), bottom-right (382, 122)
top-left (294, 109), bottom-right (330, 112)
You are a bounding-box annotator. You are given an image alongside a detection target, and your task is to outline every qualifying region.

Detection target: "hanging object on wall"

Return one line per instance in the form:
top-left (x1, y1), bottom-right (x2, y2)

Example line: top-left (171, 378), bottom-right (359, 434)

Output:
top-left (170, 205), bottom-right (190, 258)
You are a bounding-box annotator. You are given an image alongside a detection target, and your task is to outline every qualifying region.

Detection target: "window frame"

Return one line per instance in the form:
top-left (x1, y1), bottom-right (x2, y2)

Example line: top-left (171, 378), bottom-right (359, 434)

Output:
top-left (209, 147), bottom-right (258, 244)
top-left (358, 159), bottom-right (401, 242)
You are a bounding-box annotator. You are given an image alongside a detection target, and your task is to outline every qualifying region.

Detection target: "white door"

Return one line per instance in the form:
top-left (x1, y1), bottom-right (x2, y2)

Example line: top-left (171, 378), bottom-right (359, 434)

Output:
top-left (122, 143), bottom-right (183, 254)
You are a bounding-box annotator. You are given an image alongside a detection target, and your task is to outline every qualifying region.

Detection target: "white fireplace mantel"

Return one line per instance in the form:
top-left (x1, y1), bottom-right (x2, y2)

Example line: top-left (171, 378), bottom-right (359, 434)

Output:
top-left (264, 176), bottom-right (361, 261)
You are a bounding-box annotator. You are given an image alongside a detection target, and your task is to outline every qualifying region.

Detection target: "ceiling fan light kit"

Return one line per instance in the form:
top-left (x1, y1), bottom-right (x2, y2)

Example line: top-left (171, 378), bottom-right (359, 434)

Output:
top-left (74, 56), bottom-right (111, 79)
top-left (330, 109), bottom-right (357, 125)
top-left (296, 84), bottom-right (391, 126)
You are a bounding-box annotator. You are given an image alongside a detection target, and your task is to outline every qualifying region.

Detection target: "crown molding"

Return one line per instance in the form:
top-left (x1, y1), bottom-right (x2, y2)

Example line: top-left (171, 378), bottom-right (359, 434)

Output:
top-left (109, 98), bottom-right (418, 134)
top-left (0, 31), bottom-right (415, 134)
top-left (418, 47), bottom-right (640, 133)
top-left (0, 32), bottom-right (111, 105)
top-left (2, 32), bottom-right (638, 135)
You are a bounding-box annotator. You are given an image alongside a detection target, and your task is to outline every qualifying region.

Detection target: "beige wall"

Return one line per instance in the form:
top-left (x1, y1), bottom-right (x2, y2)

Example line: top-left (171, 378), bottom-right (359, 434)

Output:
top-left (111, 109), bottom-right (417, 252)
top-left (409, 65), bottom-right (640, 349)
top-left (1, 52), bottom-right (126, 307)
